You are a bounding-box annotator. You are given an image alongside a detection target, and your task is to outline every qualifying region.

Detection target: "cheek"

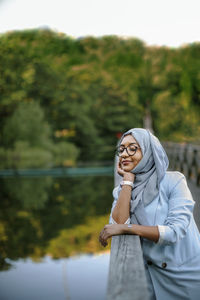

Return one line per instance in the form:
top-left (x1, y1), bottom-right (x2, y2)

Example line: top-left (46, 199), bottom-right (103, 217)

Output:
top-left (137, 155), bottom-right (143, 164)
top-left (133, 154), bottom-right (142, 164)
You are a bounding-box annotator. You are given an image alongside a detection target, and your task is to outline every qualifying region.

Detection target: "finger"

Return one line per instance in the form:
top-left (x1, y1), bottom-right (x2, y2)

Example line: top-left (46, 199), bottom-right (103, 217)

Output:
top-left (99, 229), bottom-right (108, 246)
top-left (103, 241), bottom-right (108, 247)
top-left (99, 235), bottom-right (107, 247)
top-left (117, 166), bottom-right (124, 176)
top-left (99, 236), bottom-right (105, 246)
top-left (100, 231), bottom-right (107, 243)
top-left (99, 230), bottom-right (104, 243)
top-left (101, 226), bottom-right (112, 243)
top-left (99, 231), bottom-right (103, 241)
top-left (101, 236), bottom-right (108, 247)
top-left (102, 230), bottom-right (110, 242)
top-left (99, 239), bottom-right (106, 247)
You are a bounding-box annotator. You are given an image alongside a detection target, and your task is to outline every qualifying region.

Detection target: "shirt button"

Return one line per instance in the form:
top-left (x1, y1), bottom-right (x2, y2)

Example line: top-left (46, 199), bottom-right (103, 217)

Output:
top-left (162, 262), bottom-right (167, 268)
top-left (147, 260), bottom-right (152, 265)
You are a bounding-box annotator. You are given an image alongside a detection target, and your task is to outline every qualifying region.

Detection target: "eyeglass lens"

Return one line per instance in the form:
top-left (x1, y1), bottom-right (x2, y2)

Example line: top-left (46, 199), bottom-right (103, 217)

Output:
top-left (117, 144), bottom-right (138, 156)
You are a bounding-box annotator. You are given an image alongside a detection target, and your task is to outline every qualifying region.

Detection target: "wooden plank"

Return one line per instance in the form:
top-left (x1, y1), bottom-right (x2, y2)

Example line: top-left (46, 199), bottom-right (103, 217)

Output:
top-left (188, 180), bottom-right (200, 230)
top-left (106, 235), bottom-right (149, 300)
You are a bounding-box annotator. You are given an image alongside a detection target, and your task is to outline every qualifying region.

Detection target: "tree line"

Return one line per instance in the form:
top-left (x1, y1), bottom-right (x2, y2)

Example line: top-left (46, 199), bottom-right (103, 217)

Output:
top-left (0, 29), bottom-right (199, 168)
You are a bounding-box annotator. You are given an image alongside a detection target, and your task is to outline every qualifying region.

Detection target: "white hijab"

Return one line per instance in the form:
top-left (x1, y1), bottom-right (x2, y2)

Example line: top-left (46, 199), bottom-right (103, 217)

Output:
top-left (114, 128), bottom-right (169, 225)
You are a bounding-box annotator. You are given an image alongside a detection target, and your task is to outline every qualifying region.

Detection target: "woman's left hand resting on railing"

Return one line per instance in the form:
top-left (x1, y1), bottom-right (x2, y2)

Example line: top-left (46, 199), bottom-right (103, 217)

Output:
top-left (99, 223), bottom-right (159, 247)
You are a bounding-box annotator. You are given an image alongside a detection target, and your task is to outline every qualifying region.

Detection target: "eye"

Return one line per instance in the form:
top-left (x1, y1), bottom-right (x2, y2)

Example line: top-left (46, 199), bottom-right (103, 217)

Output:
top-left (129, 146), bottom-right (137, 151)
top-left (119, 146), bottom-right (125, 153)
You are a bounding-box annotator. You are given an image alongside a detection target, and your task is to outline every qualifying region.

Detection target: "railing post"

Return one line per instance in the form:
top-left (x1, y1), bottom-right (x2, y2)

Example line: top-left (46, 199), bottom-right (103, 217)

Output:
top-left (163, 142), bottom-right (200, 187)
top-left (106, 235), bottom-right (149, 300)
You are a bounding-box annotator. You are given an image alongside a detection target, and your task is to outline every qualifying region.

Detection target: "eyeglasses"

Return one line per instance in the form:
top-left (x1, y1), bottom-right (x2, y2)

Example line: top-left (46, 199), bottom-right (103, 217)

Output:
top-left (116, 143), bottom-right (141, 157)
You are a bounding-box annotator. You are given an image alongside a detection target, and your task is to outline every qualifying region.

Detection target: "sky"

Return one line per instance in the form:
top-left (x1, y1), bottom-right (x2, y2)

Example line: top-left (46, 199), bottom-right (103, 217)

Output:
top-left (0, 0), bottom-right (199, 47)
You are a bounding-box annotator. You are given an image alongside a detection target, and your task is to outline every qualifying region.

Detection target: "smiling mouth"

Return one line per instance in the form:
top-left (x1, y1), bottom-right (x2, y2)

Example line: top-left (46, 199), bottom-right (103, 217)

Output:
top-left (122, 161), bottom-right (132, 165)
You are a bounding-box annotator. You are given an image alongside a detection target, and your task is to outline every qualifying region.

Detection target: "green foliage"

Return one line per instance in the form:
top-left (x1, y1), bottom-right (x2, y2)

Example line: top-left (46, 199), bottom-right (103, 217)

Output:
top-left (51, 141), bottom-right (79, 166)
top-left (0, 29), bottom-right (200, 169)
top-left (1, 101), bottom-right (79, 168)
top-left (3, 102), bottom-right (51, 148)
top-left (6, 141), bottom-right (53, 169)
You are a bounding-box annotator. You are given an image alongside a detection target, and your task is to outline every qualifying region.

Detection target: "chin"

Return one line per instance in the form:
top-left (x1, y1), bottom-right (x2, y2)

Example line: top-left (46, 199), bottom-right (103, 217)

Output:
top-left (123, 165), bottom-right (134, 172)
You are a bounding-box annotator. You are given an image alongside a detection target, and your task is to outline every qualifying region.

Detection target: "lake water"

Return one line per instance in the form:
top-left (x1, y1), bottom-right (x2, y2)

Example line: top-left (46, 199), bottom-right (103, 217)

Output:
top-left (0, 175), bottom-right (114, 300)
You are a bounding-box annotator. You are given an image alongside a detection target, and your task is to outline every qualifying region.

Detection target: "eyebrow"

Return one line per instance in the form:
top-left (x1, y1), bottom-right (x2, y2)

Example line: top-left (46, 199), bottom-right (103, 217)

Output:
top-left (120, 142), bottom-right (139, 146)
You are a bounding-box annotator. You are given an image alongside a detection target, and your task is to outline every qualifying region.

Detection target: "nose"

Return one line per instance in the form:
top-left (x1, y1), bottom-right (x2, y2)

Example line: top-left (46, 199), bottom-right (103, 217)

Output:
top-left (121, 148), bottom-right (129, 158)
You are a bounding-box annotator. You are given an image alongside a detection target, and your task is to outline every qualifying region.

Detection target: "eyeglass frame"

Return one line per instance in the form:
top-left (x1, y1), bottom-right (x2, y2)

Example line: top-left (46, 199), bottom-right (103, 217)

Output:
top-left (116, 143), bottom-right (141, 157)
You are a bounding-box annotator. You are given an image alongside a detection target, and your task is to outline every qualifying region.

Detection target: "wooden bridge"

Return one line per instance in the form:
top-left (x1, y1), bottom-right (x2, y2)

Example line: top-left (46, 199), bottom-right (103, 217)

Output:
top-left (106, 142), bottom-right (200, 300)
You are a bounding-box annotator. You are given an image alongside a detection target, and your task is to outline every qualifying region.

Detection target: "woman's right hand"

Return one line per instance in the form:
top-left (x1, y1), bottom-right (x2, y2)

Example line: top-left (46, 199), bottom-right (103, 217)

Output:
top-left (117, 161), bottom-right (135, 182)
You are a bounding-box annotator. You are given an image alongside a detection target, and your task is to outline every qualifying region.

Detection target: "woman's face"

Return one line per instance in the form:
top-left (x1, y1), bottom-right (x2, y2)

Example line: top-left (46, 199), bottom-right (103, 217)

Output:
top-left (119, 134), bottom-right (143, 172)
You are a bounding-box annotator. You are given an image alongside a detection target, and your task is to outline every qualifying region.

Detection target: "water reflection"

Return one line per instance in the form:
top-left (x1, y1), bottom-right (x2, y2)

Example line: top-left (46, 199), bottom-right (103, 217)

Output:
top-left (0, 175), bottom-right (113, 299)
top-left (0, 253), bottom-right (110, 300)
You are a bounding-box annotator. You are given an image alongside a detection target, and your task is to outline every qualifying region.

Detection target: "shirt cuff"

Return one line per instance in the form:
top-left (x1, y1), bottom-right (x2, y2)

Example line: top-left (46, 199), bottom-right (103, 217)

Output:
top-left (157, 225), bottom-right (166, 244)
top-left (157, 225), bottom-right (173, 245)
top-left (109, 215), bottom-right (131, 224)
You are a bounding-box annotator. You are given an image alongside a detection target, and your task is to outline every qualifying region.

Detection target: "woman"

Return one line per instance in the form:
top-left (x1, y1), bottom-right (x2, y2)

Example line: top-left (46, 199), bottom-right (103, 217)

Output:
top-left (99, 128), bottom-right (200, 300)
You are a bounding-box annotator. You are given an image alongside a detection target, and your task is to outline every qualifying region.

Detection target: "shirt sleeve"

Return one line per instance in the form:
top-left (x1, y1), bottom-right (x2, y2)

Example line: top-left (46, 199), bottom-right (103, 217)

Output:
top-left (109, 215), bottom-right (131, 224)
top-left (157, 175), bottom-right (195, 245)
